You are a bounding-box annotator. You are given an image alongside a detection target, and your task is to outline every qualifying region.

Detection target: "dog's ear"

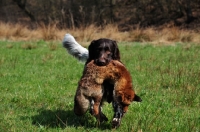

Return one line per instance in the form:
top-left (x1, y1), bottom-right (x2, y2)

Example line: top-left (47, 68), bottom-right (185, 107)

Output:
top-left (133, 94), bottom-right (142, 102)
top-left (88, 40), bottom-right (96, 61)
top-left (112, 40), bottom-right (120, 60)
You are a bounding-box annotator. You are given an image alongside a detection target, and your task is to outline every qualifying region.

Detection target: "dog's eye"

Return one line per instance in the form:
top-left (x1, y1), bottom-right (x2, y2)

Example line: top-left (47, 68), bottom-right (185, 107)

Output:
top-left (107, 53), bottom-right (111, 56)
top-left (106, 51), bottom-right (112, 56)
top-left (97, 48), bottom-right (102, 52)
top-left (105, 47), bottom-right (110, 51)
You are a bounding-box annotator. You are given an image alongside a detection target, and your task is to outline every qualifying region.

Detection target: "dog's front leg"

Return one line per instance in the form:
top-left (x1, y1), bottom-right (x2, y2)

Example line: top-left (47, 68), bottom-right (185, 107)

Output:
top-left (99, 106), bottom-right (108, 122)
top-left (112, 101), bottom-right (124, 129)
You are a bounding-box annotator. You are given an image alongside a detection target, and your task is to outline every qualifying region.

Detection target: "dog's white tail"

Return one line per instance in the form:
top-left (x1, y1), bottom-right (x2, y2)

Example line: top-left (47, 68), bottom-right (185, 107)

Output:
top-left (62, 34), bottom-right (88, 62)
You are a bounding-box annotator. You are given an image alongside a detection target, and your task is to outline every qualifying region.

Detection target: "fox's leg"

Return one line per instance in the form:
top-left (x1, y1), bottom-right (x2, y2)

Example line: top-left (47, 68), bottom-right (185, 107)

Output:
top-left (74, 92), bottom-right (89, 116)
top-left (90, 99), bottom-right (108, 123)
top-left (95, 81), bottom-right (114, 123)
top-left (90, 95), bottom-right (103, 125)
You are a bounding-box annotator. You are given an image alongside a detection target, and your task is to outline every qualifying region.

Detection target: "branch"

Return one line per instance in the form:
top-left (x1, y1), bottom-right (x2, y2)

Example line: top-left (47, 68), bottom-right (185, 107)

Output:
top-left (13, 0), bottom-right (36, 21)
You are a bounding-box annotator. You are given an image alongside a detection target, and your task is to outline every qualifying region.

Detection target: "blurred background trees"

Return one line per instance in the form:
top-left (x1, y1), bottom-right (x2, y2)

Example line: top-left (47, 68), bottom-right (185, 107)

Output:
top-left (0, 0), bottom-right (200, 30)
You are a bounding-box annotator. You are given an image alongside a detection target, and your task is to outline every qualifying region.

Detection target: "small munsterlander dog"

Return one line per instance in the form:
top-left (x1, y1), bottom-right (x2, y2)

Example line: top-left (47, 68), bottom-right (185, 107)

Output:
top-left (73, 60), bottom-right (142, 128)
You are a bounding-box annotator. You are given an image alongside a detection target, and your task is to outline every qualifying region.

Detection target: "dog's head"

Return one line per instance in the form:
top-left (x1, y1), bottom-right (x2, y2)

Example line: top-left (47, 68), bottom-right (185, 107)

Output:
top-left (87, 38), bottom-right (120, 66)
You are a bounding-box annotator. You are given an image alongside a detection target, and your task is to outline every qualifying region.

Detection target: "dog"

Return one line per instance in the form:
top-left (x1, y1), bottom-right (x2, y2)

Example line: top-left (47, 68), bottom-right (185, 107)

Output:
top-left (63, 34), bottom-right (121, 121)
top-left (74, 60), bottom-right (142, 128)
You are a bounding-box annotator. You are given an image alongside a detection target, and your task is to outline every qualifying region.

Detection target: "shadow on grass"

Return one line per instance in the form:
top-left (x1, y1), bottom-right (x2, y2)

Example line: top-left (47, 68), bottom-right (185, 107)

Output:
top-left (30, 108), bottom-right (111, 130)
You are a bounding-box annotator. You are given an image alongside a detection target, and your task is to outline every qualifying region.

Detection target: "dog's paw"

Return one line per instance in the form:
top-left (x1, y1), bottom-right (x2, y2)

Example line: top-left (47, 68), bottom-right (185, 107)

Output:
top-left (112, 118), bottom-right (121, 129)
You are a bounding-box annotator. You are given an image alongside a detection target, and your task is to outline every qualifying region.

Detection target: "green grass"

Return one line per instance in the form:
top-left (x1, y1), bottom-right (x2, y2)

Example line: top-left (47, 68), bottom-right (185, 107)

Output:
top-left (0, 40), bottom-right (199, 132)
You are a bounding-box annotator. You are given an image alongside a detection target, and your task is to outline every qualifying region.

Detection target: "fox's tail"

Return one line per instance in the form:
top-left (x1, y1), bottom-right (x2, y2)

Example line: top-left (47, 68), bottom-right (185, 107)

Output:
top-left (62, 34), bottom-right (88, 62)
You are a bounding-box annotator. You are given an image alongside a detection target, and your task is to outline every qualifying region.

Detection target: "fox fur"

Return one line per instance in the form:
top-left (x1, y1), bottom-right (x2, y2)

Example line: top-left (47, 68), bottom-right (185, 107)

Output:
top-left (74, 60), bottom-right (141, 127)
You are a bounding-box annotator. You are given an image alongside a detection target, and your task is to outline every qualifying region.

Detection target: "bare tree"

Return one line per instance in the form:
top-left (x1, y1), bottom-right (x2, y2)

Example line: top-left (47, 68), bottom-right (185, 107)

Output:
top-left (12, 0), bottom-right (35, 21)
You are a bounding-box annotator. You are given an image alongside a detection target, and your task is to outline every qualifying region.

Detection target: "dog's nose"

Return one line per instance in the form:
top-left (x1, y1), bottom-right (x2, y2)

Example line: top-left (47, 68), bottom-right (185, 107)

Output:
top-left (98, 61), bottom-right (106, 66)
top-left (96, 59), bottom-right (106, 66)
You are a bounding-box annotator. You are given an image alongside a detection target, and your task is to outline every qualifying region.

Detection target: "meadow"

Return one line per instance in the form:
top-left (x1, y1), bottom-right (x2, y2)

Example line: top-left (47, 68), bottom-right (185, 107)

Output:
top-left (0, 40), bottom-right (199, 132)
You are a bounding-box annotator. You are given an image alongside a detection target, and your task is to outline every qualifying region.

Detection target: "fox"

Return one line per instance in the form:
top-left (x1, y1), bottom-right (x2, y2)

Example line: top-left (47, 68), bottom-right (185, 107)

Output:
top-left (74, 60), bottom-right (142, 128)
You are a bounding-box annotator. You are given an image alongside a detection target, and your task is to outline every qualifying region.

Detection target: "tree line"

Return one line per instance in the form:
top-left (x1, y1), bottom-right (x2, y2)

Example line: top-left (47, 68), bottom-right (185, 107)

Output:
top-left (0, 0), bottom-right (200, 30)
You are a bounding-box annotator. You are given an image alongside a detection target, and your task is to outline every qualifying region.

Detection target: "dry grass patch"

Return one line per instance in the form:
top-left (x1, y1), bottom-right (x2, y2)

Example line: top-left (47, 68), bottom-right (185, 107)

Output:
top-left (161, 26), bottom-right (194, 43)
top-left (0, 22), bottom-right (199, 45)
top-left (61, 24), bottom-right (123, 42)
top-left (72, 24), bottom-right (99, 42)
top-left (6, 44), bottom-right (14, 49)
top-left (42, 53), bottom-right (54, 63)
top-left (128, 27), bottom-right (156, 42)
top-left (0, 22), bottom-right (63, 41)
top-left (0, 22), bottom-right (11, 39)
top-left (180, 31), bottom-right (193, 42)
top-left (38, 23), bottom-right (60, 41)
top-left (21, 43), bottom-right (37, 50)
top-left (97, 24), bottom-right (122, 40)
top-left (48, 43), bottom-right (58, 51)
top-left (0, 22), bottom-right (30, 41)
top-left (152, 27), bottom-right (200, 45)
top-left (164, 27), bottom-right (181, 42)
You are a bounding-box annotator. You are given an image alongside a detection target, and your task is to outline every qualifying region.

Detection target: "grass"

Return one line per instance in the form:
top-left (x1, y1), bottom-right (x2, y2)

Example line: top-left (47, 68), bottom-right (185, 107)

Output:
top-left (0, 40), bottom-right (199, 132)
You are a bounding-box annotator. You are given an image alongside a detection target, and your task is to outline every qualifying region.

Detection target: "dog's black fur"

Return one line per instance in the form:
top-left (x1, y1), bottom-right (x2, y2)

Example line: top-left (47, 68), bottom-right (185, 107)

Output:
top-left (86, 38), bottom-right (120, 66)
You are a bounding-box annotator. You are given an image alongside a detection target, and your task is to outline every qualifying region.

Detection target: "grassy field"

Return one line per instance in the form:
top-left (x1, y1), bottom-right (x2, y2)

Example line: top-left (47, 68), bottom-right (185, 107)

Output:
top-left (0, 40), bottom-right (199, 132)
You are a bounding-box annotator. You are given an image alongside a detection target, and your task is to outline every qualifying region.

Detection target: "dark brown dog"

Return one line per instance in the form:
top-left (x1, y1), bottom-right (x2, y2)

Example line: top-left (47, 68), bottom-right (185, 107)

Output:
top-left (86, 38), bottom-right (121, 121)
top-left (74, 60), bottom-right (141, 128)
top-left (63, 36), bottom-right (122, 121)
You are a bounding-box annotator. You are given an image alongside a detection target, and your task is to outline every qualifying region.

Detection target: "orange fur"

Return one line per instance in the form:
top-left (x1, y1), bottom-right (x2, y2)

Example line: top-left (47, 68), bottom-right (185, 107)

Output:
top-left (74, 60), bottom-right (140, 124)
